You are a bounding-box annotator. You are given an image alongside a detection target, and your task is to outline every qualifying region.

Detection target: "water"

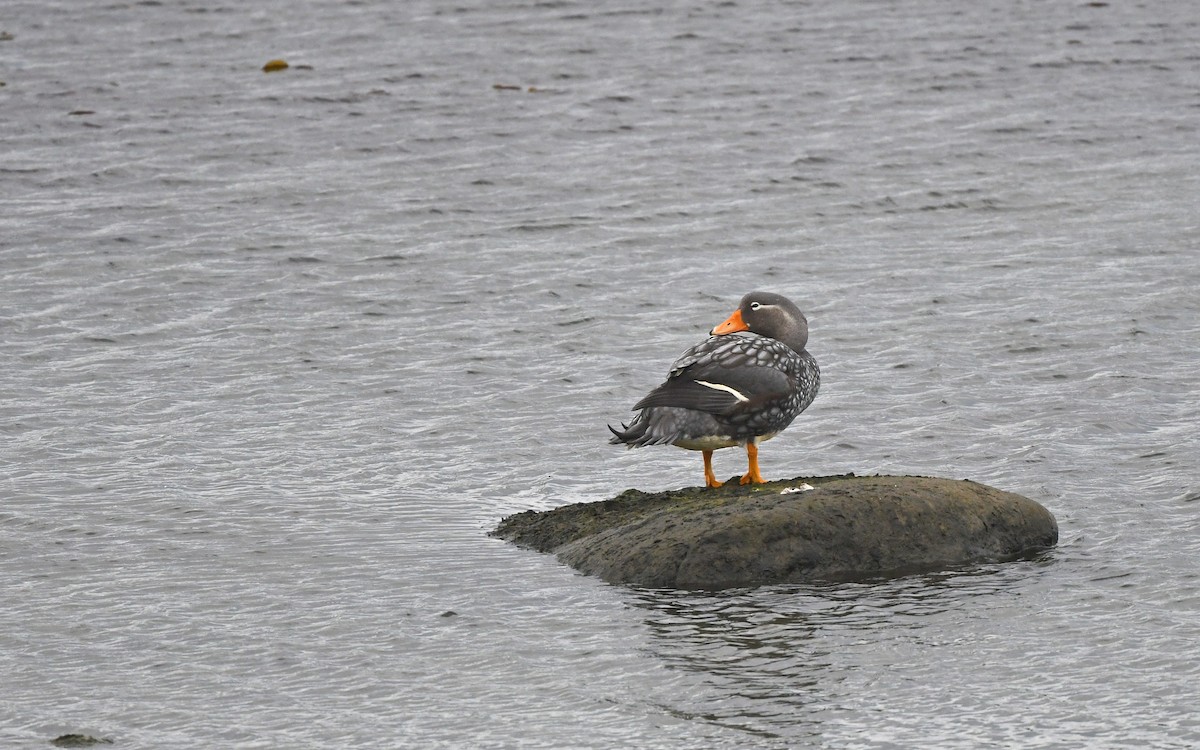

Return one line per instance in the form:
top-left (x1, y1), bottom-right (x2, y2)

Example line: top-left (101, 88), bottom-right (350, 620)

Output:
top-left (3, 0), bottom-right (1199, 747)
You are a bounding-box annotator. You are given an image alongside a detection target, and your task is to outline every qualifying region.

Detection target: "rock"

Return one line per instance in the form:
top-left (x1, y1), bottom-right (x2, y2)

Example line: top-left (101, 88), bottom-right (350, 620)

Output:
top-left (492, 474), bottom-right (1058, 589)
top-left (51, 736), bottom-right (113, 748)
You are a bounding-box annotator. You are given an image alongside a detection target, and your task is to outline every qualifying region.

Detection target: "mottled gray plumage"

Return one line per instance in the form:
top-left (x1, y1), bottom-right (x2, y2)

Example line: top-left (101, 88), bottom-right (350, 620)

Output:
top-left (608, 292), bottom-right (820, 473)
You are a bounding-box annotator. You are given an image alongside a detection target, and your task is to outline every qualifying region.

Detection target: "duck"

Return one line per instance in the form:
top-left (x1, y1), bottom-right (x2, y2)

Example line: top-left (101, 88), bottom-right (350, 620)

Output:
top-left (608, 291), bottom-right (820, 488)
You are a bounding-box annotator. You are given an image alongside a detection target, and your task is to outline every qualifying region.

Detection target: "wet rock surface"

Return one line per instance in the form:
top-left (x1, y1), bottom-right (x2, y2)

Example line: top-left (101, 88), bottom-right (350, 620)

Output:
top-left (493, 474), bottom-right (1058, 589)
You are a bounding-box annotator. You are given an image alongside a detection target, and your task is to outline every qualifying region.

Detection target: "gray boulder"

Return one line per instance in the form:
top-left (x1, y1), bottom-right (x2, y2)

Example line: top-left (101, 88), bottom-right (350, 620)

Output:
top-left (492, 474), bottom-right (1058, 589)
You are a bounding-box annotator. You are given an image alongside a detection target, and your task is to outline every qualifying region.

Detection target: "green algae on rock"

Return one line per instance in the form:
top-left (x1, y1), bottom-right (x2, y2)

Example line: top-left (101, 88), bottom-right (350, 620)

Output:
top-left (492, 474), bottom-right (1058, 589)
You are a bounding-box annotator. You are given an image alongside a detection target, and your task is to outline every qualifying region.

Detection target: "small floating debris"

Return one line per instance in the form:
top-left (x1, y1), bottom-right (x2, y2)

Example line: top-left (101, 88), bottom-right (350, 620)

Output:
top-left (262, 58), bottom-right (289, 73)
top-left (780, 484), bottom-right (815, 494)
top-left (492, 83), bottom-right (546, 93)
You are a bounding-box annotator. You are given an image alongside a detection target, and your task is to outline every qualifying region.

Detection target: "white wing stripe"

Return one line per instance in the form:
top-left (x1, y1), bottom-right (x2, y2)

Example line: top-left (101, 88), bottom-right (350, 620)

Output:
top-left (696, 380), bottom-right (749, 403)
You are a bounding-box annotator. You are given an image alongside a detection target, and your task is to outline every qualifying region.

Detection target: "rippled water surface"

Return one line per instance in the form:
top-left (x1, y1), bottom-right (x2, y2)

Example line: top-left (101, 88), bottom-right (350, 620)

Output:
top-left (3, 0), bottom-right (1199, 747)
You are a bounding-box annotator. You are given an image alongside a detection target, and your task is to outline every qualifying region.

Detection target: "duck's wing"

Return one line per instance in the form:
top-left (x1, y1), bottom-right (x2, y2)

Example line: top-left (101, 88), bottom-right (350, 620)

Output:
top-left (632, 334), bottom-right (793, 416)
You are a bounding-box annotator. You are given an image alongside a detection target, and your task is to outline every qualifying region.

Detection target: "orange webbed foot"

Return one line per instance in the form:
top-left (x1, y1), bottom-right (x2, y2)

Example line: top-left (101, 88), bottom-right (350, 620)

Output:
top-left (740, 442), bottom-right (765, 485)
top-left (702, 450), bottom-right (724, 488)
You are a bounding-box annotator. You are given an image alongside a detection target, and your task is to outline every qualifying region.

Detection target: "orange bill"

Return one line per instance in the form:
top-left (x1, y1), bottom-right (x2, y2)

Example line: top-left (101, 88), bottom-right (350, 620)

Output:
top-left (711, 308), bottom-right (749, 335)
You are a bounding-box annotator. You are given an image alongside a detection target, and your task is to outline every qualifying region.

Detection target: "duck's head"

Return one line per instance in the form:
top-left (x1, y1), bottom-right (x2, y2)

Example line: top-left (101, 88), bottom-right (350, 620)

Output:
top-left (711, 291), bottom-right (809, 353)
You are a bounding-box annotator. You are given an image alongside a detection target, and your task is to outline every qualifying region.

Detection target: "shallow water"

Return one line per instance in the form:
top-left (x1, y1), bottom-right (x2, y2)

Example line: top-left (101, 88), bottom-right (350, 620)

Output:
top-left (3, 0), bottom-right (1199, 747)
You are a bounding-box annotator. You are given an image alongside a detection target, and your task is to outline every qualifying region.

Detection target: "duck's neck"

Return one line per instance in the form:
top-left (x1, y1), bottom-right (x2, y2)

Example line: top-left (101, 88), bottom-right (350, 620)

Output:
top-left (779, 327), bottom-right (809, 355)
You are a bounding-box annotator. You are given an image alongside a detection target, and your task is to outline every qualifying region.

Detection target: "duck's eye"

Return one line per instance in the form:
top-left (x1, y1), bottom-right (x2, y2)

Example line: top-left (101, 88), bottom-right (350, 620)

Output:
top-left (750, 302), bottom-right (763, 311)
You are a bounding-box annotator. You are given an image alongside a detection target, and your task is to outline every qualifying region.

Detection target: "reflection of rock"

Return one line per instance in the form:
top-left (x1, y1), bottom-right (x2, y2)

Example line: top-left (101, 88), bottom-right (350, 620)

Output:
top-left (493, 474), bottom-right (1058, 589)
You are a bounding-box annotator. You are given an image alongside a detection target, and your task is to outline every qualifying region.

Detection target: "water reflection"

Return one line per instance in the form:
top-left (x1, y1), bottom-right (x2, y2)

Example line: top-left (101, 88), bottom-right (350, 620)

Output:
top-left (623, 563), bottom-right (1053, 740)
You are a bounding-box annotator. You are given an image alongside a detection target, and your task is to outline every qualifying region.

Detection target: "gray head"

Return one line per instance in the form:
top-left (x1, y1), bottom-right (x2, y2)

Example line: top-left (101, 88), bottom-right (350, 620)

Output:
top-left (711, 291), bottom-right (809, 353)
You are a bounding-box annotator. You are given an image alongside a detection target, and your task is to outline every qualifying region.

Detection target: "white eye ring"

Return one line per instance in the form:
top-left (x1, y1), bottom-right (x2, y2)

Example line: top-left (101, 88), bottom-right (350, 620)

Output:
top-left (750, 302), bottom-right (763, 311)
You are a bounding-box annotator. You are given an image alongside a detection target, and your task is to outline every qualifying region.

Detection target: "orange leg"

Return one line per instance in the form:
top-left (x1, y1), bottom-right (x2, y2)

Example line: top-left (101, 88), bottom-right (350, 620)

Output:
top-left (739, 442), bottom-right (765, 485)
top-left (703, 450), bottom-right (724, 488)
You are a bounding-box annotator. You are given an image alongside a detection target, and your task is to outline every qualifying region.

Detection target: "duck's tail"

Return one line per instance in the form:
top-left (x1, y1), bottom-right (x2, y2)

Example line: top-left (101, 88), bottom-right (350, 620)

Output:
top-left (608, 410), bottom-right (681, 448)
top-left (607, 417), bottom-right (648, 447)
